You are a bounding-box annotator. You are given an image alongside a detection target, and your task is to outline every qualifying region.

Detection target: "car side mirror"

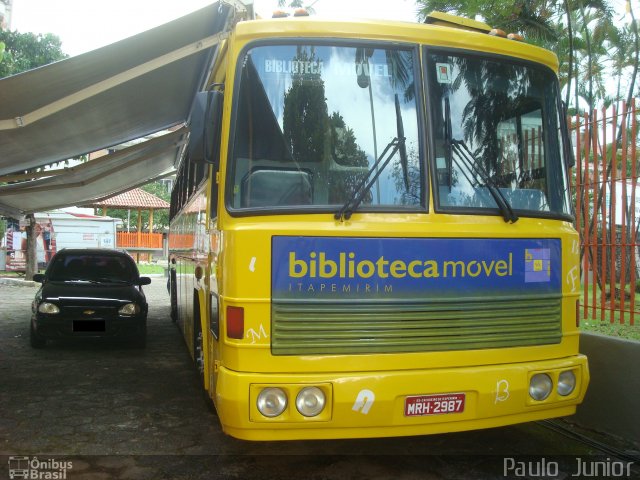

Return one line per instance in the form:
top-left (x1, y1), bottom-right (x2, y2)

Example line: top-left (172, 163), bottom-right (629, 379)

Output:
top-left (138, 277), bottom-right (152, 286)
top-left (32, 273), bottom-right (45, 283)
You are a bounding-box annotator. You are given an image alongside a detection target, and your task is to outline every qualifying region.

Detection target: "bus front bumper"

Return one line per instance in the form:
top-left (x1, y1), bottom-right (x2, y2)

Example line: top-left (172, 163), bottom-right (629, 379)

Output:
top-left (214, 355), bottom-right (589, 441)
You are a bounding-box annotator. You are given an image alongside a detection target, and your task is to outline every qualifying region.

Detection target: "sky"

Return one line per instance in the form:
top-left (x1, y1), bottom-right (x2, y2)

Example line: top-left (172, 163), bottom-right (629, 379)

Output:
top-left (11, 0), bottom-right (422, 57)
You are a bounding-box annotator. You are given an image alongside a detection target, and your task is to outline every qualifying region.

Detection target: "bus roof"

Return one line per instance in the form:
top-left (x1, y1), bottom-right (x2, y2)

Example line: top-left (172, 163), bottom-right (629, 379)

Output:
top-left (232, 16), bottom-right (559, 72)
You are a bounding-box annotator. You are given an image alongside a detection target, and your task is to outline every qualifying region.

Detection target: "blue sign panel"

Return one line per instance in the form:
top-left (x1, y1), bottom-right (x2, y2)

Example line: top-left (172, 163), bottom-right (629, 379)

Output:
top-left (272, 237), bottom-right (562, 300)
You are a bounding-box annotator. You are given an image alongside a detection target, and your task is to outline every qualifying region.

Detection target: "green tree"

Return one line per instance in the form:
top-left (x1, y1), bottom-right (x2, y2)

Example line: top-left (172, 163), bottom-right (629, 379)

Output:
top-left (283, 46), bottom-right (328, 162)
top-left (622, 0), bottom-right (639, 113)
top-left (416, 0), bottom-right (560, 44)
top-left (327, 112), bottom-right (370, 203)
top-left (575, 2), bottom-right (613, 111)
top-left (281, 46), bottom-right (372, 205)
top-left (610, 26), bottom-right (634, 103)
top-left (141, 182), bottom-right (171, 230)
top-left (0, 30), bottom-right (66, 78)
top-left (415, 0), bottom-right (632, 112)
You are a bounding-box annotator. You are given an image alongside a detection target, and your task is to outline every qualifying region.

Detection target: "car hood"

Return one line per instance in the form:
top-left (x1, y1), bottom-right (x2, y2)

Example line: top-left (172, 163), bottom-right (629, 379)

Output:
top-left (40, 281), bottom-right (145, 305)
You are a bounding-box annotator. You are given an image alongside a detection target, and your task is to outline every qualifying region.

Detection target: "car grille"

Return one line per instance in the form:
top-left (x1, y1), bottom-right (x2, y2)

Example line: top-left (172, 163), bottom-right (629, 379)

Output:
top-left (271, 294), bottom-right (562, 355)
top-left (60, 305), bottom-right (120, 319)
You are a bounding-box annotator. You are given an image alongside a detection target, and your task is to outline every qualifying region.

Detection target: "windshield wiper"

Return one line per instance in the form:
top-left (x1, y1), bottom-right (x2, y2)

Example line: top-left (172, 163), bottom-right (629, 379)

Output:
top-left (63, 279), bottom-right (100, 284)
top-left (93, 278), bottom-right (130, 284)
top-left (335, 94), bottom-right (407, 221)
top-left (442, 96), bottom-right (517, 223)
top-left (443, 97), bottom-right (453, 191)
top-left (450, 139), bottom-right (519, 224)
top-left (396, 95), bottom-right (410, 191)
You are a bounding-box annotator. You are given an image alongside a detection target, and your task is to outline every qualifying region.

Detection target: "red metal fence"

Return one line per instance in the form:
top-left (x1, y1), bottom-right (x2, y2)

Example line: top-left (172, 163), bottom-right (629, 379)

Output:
top-left (116, 232), bottom-right (163, 249)
top-left (573, 99), bottom-right (639, 326)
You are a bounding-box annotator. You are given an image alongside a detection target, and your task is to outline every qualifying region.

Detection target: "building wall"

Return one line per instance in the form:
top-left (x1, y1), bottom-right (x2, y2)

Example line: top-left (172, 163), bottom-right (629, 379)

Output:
top-left (572, 332), bottom-right (640, 446)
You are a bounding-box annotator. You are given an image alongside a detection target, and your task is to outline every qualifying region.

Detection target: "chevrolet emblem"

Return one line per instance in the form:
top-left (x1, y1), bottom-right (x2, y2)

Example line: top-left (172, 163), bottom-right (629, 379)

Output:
top-left (83, 310), bottom-right (95, 315)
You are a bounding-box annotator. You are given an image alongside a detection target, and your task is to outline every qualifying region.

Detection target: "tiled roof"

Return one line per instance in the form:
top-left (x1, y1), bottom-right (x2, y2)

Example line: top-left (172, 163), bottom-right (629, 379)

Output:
top-left (88, 188), bottom-right (170, 209)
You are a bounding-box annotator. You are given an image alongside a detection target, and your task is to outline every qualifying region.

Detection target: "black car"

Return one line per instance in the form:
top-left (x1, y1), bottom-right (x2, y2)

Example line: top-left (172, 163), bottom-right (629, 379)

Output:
top-left (30, 248), bottom-right (151, 348)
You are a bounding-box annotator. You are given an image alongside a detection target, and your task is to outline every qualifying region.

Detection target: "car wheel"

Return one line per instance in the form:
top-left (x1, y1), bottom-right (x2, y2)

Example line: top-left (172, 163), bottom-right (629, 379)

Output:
top-left (30, 322), bottom-right (46, 349)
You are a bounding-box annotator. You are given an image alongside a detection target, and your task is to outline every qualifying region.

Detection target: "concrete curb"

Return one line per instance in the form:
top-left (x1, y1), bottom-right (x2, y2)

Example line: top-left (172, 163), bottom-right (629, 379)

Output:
top-left (0, 277), bottom-right (36, 287)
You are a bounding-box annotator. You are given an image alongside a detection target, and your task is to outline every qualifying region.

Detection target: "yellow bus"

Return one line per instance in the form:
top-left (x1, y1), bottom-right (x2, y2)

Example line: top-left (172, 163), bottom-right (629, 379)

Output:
top-left (168, 5), bottom-right (589, 441)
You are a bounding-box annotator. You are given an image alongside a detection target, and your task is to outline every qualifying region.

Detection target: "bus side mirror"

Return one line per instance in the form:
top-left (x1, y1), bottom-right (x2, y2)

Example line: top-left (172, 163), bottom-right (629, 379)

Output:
top-left (188, 89), bottom-right (224, 166)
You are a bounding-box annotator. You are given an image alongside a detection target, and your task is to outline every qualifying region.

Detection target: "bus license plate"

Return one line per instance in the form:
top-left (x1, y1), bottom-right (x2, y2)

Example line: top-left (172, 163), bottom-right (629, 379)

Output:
top-left (404, 393), bottom-right (465, 417)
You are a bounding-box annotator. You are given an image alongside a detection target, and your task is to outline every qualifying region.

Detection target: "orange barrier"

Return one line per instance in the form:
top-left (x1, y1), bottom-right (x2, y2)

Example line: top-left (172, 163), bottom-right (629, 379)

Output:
top-left (116, 232), bottom-right (163, 249)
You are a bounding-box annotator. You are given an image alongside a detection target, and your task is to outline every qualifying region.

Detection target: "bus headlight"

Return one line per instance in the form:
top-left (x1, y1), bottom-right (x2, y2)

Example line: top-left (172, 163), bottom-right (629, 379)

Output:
top-left (529, 373), bottom-right (553, 401)
top-left (296, 387), bottom-right (325, 417)
top-left (38, 302), bottom-right (60, 314)
top-left (257, 388), bottom-right (287, 417)
top-left (557, 370), bottom-right (576, 396)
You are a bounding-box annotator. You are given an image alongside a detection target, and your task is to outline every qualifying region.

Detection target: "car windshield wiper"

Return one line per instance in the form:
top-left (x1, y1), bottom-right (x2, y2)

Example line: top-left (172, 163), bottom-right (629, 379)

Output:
top-left (335, 94), bottom-right (407, 221)
top-left (60, 279), bottom-right (101, 284)
top-left (93, 278), bottom-right (130, 284)
top-left (449, 139), bottom-right (519, 223)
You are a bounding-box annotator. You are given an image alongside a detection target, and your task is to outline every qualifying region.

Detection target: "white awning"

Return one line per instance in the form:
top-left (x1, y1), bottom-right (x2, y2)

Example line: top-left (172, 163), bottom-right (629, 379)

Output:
top-left (0, 128), bottom-right (187, 217)
top-left (0, 1), bottom-right (247, 216)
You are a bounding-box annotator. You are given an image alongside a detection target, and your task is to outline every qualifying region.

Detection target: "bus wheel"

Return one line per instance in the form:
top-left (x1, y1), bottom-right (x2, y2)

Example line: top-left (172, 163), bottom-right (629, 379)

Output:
top-left (196, 330), bottom-right (205, 380)
top-left (194, 299), bottom-right (217, 415)
top-left (193, 295), bottom-right (205, 385)
top-left (196, 330), bottom-right (216, 415)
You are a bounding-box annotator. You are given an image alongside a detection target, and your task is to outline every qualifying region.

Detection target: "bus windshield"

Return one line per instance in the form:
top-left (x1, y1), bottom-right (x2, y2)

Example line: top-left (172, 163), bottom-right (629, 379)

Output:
top-left (229, 43), bottom-right (421, 212)
top-left (427, 51), bottom-right (571, 218)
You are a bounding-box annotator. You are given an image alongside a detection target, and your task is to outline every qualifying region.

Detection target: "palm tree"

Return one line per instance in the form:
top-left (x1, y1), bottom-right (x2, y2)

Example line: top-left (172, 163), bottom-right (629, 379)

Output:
top-left (624, 1), bottom-right (639, 112)
top-left (414, 0), bottom-right (627, 112)
top-left (416, 1), bottom-right (560, 46)
top-left (605, 24), bottom-right (634, 104)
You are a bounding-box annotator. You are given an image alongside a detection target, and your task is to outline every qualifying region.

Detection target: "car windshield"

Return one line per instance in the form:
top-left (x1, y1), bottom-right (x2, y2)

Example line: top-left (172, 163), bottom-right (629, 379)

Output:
top-left (229, 43), bottom-right (422, 212)
top-left (427, 51), bottom-right (571, 218)
top-left (47, 254), bottom-right (136, 283)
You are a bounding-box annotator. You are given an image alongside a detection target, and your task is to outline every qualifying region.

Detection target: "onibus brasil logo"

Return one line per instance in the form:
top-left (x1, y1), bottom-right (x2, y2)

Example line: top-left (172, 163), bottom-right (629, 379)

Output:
top-left (8, 456), bottom-right (72, 479)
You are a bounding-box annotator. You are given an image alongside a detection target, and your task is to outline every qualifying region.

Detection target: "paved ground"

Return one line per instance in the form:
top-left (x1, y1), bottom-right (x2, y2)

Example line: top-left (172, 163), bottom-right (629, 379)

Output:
top-left (1, 278), bottom-right (639, 479)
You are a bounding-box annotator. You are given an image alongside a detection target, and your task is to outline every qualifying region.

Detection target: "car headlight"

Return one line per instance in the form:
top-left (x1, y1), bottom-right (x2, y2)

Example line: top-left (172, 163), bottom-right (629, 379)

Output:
top-left (557, 370), bottom-right (576, 396)
top-left (38, 302), bottom-right (60, 314)
top-left (118, 303), bottom-right (140, 316)
top-left (529, 373), bottom-right (553, 401)
top-left (296, 387), bottom-right (326, 417)
top-left (257, 387), bottom-right (287, 417)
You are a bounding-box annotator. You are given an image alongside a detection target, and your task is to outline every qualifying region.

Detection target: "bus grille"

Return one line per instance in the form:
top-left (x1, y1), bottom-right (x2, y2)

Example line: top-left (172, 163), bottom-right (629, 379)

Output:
top-left (271, 294), bottom-right (562, 355)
